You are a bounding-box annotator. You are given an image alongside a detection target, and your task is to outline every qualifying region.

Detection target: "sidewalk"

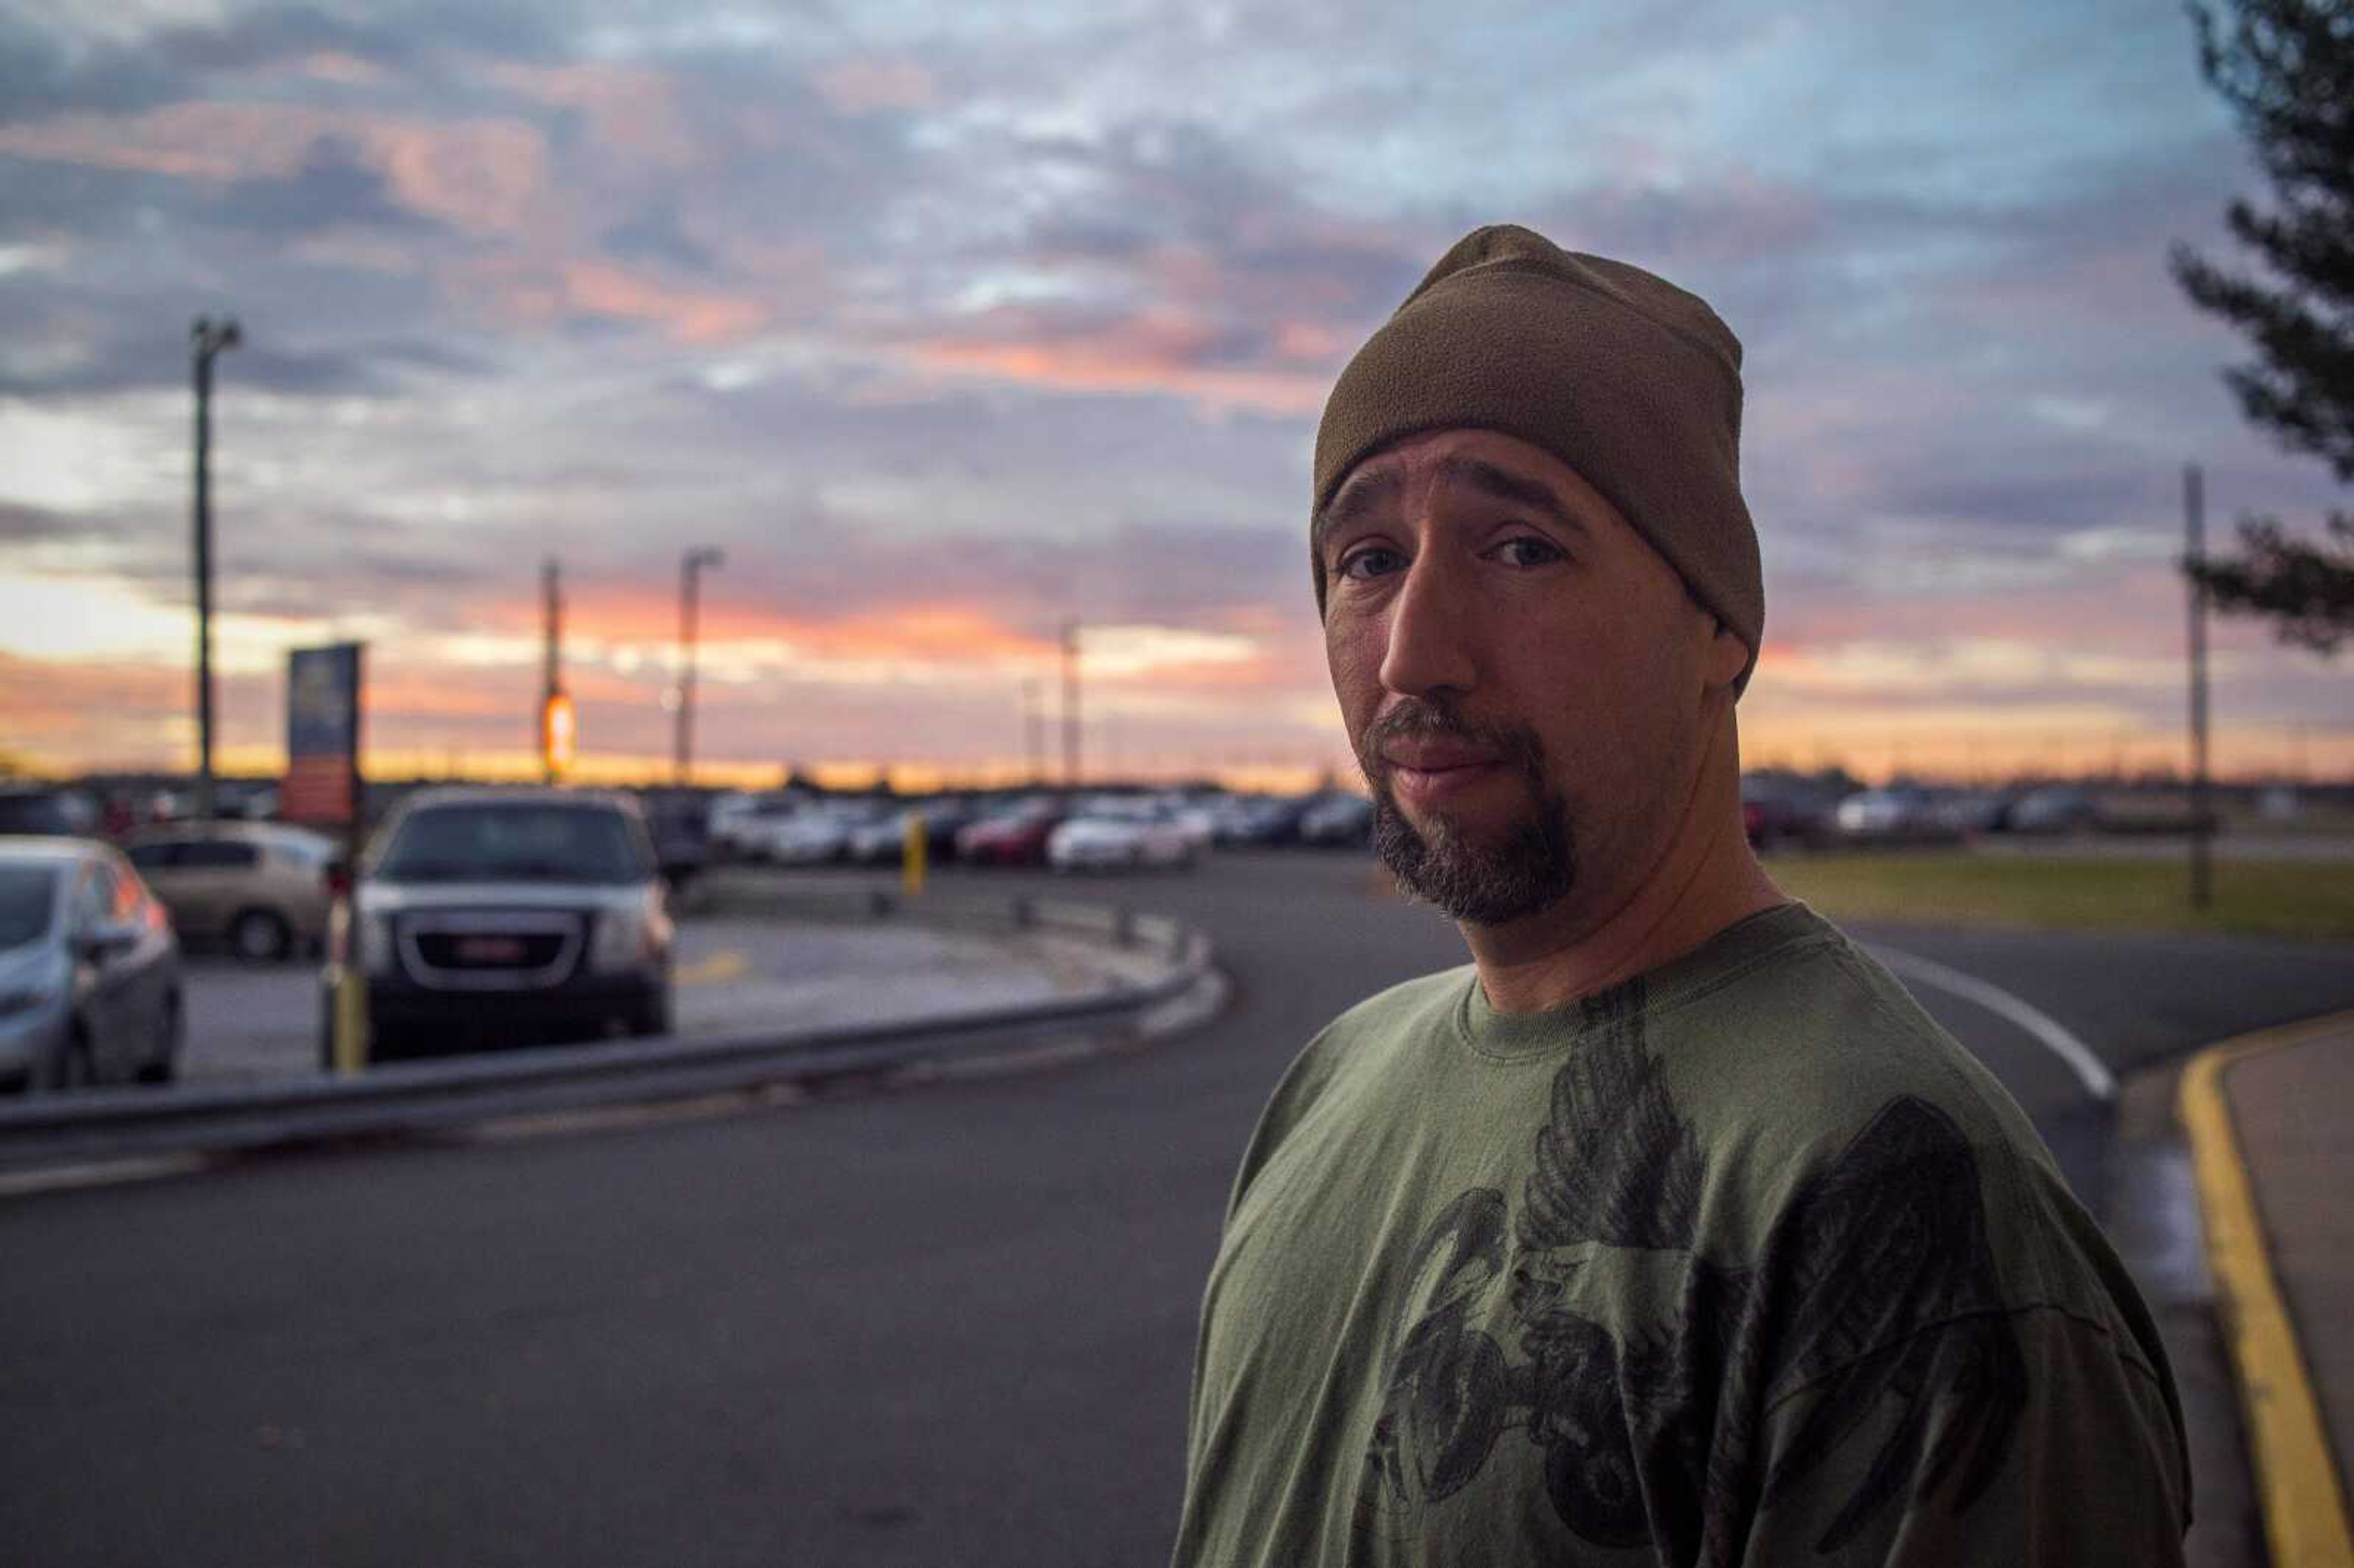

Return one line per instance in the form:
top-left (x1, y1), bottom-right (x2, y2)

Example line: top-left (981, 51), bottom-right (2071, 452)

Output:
top-left (2182, 1011), bottom-right (2354, 1568)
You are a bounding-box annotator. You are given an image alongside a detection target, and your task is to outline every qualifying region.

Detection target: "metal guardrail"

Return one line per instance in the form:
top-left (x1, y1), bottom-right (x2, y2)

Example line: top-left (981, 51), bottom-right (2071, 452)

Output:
top-left (0, 894), bottom-right (1214, 1171)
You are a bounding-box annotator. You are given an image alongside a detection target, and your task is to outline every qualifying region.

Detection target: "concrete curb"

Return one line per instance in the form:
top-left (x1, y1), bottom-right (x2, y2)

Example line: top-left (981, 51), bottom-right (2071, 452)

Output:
top-left (0, 895), bottom-right (1222, 1175)
top-left (2179, 1010), bottom-right (2354, 1568)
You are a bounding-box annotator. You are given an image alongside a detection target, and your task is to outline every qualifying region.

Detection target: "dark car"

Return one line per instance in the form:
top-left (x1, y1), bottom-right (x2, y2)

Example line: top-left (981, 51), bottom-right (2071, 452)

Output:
top-left (1214, 794), bottom-right (1313, 848)
top-left (324, 788), bottom-right (674, 1065)
top-left (0, 787), bottom-right (100, 840)
top-left (1739, 777), bottom-right (1837, 852)
top-left (636, 789), bottom-right (714, 889)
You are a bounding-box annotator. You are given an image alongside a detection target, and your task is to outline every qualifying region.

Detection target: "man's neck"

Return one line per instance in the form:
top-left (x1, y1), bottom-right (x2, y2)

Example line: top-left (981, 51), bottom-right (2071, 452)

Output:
top-left (1463, 788), bottom-right (1787, 1016)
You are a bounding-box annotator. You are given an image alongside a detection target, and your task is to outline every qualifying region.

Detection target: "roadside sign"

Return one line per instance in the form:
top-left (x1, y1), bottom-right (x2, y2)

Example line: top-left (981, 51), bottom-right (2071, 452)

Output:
top-left (543, 690), bottom-right (576, 776)
top-left (284, 643), bottom-right (364, 827)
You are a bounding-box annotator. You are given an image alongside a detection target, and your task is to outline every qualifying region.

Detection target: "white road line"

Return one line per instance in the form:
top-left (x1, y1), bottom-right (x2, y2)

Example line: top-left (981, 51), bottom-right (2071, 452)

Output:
top-left (1864, 944), bottom-right (2118, 1104)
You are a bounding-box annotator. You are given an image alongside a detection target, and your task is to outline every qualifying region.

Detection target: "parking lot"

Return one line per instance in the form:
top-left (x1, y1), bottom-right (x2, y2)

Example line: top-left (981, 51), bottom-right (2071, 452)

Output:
top-left (173, 908), bottom-right (1110, 1085)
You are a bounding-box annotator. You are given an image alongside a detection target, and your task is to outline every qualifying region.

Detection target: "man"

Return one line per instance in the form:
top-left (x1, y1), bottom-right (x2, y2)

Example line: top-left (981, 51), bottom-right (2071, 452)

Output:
top-left (1170, 226), bottom-right (2189, 1566)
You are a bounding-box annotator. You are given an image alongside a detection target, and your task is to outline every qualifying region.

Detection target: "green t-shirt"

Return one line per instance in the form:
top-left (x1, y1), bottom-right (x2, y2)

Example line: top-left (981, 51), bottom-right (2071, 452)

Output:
top-left (1172, 902), bottom-right (2188, 1567)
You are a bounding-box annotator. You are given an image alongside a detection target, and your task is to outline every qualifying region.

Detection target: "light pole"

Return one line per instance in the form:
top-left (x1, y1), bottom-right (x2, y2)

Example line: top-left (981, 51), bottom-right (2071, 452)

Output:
top-left (190, 314), bottom-right (241, 820)
top-left (674, 547), bottom-right (723, 786)
top-left (1061, 620), bottom-right (1081, 788)
top-left (1022, 677), bottom-right (1045, 783)
top-left (2185, 463), bottom-right (2212, 911)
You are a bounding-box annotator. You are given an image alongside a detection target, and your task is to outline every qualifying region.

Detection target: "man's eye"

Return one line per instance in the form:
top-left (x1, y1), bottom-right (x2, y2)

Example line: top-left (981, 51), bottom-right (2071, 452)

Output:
top-left (1491, 537), bottom-right (1565, 568)
top-left (1338, 547), bottom-right (1405, 580)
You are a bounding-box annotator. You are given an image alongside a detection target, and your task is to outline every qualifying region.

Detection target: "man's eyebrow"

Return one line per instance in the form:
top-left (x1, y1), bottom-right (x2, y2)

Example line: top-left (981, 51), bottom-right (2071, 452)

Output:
top-left (1311, 468), bottom-right (1403, 557)
top-left (1433, 454), bottom-right (1588, 535)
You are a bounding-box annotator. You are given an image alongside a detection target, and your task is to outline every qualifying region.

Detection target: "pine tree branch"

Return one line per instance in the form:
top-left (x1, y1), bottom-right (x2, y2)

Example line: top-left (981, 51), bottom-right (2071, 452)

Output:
top-left (2185, 509), bottom-right (2354, 655)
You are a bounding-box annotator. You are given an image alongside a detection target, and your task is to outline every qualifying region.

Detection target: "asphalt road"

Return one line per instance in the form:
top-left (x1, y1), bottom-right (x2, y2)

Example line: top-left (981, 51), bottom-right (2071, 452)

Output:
top-left (5, 851), bottom-right (2352, 1567)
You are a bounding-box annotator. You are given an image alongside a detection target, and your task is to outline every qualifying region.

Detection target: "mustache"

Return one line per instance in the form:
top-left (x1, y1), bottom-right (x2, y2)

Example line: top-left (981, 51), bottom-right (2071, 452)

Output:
top-left (1358, 699), bottom-right (1545, 776)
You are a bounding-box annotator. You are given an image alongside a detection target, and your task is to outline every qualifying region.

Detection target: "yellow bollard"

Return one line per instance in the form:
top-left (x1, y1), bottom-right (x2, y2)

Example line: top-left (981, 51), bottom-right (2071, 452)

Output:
top-left (333, 967), bottom-right (370, 1076)
top-left (902, 810), bottom-right (927, 898)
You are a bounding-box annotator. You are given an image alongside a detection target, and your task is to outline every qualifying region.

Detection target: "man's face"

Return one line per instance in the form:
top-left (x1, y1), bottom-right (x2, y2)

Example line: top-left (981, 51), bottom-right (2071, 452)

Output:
top-left (1318, 428), bottom-right (1731, 927)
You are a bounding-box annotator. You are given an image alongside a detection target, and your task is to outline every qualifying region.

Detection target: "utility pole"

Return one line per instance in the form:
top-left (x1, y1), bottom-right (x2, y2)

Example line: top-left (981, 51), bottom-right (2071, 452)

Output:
top-left (541, 558), bottom-right (567, 784)
top-left (2185, 464), bottom-right (2213, 910)
top-left (189, 315), bottom-right (241, 820)
top-left (673, 546), bottom-right (723, 786)
top-left (1022, 677), bottom-right (1045, 783)
top-left (1061, 620), bottom-right (1081, 788)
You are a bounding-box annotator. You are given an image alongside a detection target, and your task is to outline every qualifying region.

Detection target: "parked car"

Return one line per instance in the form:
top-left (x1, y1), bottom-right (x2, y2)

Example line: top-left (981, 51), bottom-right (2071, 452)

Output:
top-left (0, 837), bottom-right (183, 1090)
top-left (1833, 787), bottom-right (1957, 845)
top-left (2007, 785), bottom-right (2101, 836)
top-left (123, 820), bottom-right (338, 961)
top-left (845, 810), bottom-right (906, 865)
top-left (741, 802), bottom-right (874, 866)
top-left (709, 790), bottom-right (809, 859)
top-left (326, 788), bottom-right (673, 1064)
top-left (1048, 801), bottom-right (1198, 872)
top-left (1214, 794), bottom-right (1314, 847)
top-left (636, 790), bottom-right (713, 888)
top-left (0, 786), bottom-right (100, 840)
top-left (1298, 793), bottom-right (1375, 848)
top-left (1739, 777), bottom-right (1836, 851)
top-left (1933, 791), bottom-right (2017, 837)
top-left (956, 802), bottom-right (1067, 866)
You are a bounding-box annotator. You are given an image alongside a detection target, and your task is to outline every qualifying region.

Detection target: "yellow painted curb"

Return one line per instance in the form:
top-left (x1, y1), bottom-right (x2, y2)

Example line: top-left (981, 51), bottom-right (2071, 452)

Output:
top-left (2180, 1010), bottom-right (2354, 1568)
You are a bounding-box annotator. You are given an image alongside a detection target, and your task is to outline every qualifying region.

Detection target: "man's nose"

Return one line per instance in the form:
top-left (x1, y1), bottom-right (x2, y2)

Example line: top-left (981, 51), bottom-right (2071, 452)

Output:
top-left (1377, 553), bottom-right (1479, 698)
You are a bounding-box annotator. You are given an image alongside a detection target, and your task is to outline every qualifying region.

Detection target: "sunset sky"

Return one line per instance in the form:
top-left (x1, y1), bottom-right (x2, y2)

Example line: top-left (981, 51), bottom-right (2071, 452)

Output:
top-left (3, 0), bottom-right (2349, 790)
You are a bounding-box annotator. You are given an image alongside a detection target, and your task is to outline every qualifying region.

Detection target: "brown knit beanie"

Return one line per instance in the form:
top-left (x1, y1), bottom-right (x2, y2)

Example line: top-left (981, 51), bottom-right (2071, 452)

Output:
top-left (1312, 224), bottom-right (1763, 695)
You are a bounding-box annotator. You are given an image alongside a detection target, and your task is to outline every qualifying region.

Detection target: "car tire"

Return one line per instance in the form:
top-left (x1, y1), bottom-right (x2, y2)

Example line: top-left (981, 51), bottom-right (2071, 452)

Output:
top-left (136, 995), bottom-right (182, 1084)
top-left (229, 907), bottom-right (292, 963)
top-left (367, 1016), bottom-right (406, 1065)
top-left (626, 991), bottom-right (672, 1038)
top-left (40, 1029), bottom-right (97, 1092)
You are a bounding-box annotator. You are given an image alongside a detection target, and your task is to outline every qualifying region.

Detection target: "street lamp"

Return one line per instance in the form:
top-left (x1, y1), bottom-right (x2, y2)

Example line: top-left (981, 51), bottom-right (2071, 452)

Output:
top-left (190, 314), bottom-right (242, 821)
top-left (674, 546), bottom-right (724, 785)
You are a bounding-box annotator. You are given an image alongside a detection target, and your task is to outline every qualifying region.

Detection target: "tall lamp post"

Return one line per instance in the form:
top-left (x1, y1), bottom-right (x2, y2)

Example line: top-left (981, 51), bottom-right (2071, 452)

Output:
top-left (190, 315), bottom-right (242, 821)
top-left (674, 547), bottom-right (724, 786)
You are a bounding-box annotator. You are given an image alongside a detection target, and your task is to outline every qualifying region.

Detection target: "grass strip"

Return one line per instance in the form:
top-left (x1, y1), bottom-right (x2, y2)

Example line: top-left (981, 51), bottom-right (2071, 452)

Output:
top-left (1766, 851), bottom-right (2354, 942)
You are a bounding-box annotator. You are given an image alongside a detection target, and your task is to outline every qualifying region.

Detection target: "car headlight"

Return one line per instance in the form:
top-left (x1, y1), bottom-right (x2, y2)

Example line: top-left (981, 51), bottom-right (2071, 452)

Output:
top-left (591, 896), bottom-right (671, 972)
top-left (0, 985), bottom-right (53, 1021)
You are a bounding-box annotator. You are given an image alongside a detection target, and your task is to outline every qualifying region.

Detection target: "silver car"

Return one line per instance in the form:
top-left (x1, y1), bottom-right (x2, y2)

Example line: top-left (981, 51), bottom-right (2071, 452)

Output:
top-left (0, 838), bottom-right (184, 1091)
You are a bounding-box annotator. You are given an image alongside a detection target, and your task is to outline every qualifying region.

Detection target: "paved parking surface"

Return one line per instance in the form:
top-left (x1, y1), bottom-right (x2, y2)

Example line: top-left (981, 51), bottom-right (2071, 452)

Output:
top-left (176, 915), bottom-right (1097, 1084)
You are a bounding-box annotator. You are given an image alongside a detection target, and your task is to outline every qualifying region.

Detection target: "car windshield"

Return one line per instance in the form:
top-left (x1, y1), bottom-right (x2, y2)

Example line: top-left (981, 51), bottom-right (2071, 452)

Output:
top-left (376, 804), bottom-right (647, 885)
top-left (0, 864), bottom-right (58, 948)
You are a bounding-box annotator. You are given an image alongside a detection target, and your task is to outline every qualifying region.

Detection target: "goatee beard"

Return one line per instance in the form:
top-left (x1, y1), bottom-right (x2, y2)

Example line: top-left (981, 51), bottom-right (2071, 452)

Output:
top-left (1360, 703), bottom-right (1577, 926)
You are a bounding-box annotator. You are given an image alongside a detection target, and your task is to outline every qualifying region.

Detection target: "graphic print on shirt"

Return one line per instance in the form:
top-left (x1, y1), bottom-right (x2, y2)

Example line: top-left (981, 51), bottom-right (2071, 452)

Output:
top-left (1355, 981), bottom-right (2030, 1562)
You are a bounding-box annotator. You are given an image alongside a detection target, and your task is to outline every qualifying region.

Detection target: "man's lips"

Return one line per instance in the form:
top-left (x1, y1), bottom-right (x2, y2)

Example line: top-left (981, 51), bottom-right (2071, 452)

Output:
top-left (1381, 742), bottom-right (1501, 772)
top-left (1380, 742), bottom-right (1509, 808)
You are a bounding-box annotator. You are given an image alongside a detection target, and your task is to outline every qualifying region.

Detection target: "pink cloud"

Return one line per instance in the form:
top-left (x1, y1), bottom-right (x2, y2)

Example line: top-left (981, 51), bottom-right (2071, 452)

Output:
top-left (904, 307), bottom-right (1330, 415)
top-left (482, 61), bottom-right (699, 179)
top-left (555, 260), bottom-right (768, 344)
top-left (810, 59), bottom-right (939, 115)
top-left (0, 102), bottom-right (553, 238)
